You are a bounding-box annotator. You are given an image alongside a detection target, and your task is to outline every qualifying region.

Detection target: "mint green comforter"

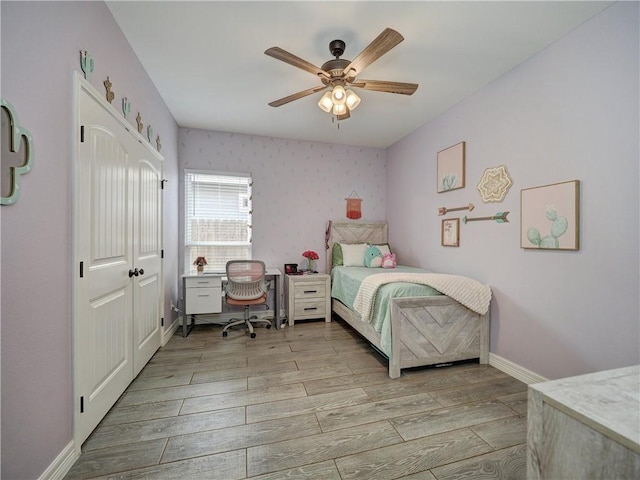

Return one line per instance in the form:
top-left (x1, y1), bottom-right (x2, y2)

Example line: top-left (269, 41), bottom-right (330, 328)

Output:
top-left (331, 266), bottom-right (442, 355)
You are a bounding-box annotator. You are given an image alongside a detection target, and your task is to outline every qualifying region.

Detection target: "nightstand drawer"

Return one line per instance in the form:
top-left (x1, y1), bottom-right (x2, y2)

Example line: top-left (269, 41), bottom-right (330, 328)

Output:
top-left (293, 281), bottom-right (326, 299)
top-left (293, 298), bottom-right (327, 318)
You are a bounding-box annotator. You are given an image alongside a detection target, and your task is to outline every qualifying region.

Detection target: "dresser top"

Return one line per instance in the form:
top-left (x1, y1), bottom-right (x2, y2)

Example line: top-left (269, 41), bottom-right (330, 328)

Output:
top-left (531, 365), bottom-right (639, 452)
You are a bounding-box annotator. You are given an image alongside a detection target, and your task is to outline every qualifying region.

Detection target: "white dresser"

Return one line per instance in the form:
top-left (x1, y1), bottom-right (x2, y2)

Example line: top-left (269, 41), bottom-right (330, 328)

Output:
top-left (527, 365), bottom-right (640, 479)
top-left (284, 273), bottom-right (331, 325)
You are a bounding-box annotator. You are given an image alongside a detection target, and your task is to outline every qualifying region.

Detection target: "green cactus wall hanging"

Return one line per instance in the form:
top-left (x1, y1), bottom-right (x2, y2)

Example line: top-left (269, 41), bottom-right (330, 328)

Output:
top-left (122, 97), bottom-right (131, 119)
top-left (1, 98), bottom-right (34, 205)
top-left (80, 50), bottom-right (94, 81)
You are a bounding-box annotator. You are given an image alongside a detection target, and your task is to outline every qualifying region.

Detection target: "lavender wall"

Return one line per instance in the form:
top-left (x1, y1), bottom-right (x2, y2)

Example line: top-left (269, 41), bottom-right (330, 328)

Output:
top-left (178, 129), bottom-right (387, 279)
top-left (387, 2), bottom-right (639, 380)
top-left (1, 2), bottom-right (179, 478)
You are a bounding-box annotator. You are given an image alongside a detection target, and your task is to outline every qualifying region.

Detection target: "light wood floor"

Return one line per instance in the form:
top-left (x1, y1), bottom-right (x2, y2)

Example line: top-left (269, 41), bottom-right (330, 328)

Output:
top-left (65, 316), bottom-right (528, 479)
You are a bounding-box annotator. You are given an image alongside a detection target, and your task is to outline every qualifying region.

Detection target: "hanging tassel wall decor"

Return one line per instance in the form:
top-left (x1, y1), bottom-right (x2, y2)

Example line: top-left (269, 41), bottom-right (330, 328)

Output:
top-left (345, 191), bottom-right (362, 219)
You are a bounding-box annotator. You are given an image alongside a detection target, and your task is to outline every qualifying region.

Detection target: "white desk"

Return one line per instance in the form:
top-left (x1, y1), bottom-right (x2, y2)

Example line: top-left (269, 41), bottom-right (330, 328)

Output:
top-left (181, 268), bottom-right (282, 337)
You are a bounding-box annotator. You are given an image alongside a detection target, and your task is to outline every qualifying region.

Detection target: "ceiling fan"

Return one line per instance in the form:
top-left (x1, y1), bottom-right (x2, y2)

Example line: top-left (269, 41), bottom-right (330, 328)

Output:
top-left (265, 28), bottom-right (418, 120)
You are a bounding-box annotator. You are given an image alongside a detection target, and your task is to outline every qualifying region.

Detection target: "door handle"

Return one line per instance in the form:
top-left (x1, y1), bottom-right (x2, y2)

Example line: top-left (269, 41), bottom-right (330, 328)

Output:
top-left (138, 268), bottom-right (144, 276)
top-left (128, 268), bottom-right (139, 278)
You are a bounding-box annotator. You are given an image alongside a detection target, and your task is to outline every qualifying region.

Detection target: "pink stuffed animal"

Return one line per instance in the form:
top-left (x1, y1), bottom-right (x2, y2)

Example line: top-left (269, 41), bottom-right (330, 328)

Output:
top-left (381, 253), bottom-right (396, 268)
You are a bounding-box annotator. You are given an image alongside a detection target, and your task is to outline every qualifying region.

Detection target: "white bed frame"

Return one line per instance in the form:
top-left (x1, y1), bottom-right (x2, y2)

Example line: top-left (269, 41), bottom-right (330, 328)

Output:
top-left (326, 221), bottom-right (489, 378)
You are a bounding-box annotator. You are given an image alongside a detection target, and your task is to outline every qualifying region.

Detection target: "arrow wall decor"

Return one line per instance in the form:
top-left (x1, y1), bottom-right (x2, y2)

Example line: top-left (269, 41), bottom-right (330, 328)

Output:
top-left (438, 203), bottom-right (474, 216)
top-left (462, 211), bottom-right (509, 224)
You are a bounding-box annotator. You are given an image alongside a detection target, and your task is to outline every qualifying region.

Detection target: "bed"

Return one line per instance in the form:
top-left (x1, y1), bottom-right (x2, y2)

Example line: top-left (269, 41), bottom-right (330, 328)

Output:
top-left (326, 221), bottom-right (491, 378)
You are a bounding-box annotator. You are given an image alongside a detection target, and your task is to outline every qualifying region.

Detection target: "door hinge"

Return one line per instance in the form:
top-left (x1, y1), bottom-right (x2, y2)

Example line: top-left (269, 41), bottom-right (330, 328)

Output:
top-left (80, 125), bottom-right (85, 143)
top-left (161, 317), bottom-right (164, 327)
top-left (160, 179), bottom-right (167, 190)
top-left (80, 396), bottom-right (84, 413)
top-left (161, 249), bottom-right (164, 259)
top-left (79, 261), bottom-right (84, 278)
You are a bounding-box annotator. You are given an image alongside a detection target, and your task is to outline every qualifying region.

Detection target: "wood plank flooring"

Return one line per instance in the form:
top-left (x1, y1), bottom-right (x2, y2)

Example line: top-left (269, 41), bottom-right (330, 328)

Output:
top-left (65, 317), bottom-right (528, 479)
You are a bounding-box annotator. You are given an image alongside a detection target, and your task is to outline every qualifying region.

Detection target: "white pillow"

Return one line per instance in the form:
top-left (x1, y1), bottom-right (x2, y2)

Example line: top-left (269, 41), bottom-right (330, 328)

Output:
top-left (341, 243), bottom-right (368, 267)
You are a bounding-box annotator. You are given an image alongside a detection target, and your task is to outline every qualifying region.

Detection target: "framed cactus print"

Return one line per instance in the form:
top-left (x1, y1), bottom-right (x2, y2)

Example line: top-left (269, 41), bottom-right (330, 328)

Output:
top-left (521, 180), bottom-right (580, 250)
top-left (437, 141), bottom-right (465, 193)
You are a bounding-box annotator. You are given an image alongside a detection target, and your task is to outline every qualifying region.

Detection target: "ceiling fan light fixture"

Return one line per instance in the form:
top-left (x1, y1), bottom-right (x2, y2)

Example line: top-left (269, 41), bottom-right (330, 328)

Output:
top-left (345, 89), bottom-right (361, 110)
top-left (317, 91), bottom-right (333, 113)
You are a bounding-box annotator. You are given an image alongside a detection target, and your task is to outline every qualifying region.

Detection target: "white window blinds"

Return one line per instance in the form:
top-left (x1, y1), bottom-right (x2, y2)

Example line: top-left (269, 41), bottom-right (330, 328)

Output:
top-left (184, 170), bottom-right (252, 273)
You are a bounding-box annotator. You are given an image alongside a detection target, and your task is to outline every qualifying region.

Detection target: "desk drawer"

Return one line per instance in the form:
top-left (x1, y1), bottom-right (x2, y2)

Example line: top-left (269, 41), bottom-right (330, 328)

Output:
top-left (293, 281), bottom-right (326, 299)
top-left (293, 298), bottom-right (326, 318)
top-left (185, 276), bottom-right (222, 288)
top-left (186, 287), bottom-right (222, 314)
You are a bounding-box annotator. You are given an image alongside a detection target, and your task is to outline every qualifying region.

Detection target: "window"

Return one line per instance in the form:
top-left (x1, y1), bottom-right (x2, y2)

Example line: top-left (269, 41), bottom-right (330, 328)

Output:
top-left (185, 170), bottom-right (252, 273)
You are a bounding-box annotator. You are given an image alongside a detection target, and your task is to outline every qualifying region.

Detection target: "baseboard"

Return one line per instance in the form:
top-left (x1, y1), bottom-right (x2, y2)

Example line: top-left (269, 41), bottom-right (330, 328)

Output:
top-left (162, 317), bottom-right (180, 345)
top-left (38, 440), bottom-right (79, 480)
top-left (489, 353), bottom-right (548, 384)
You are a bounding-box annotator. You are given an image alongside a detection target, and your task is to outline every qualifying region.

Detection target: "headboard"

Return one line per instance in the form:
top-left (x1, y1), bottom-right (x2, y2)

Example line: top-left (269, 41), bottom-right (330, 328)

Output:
top-left (325, 221), bottom-right (388, 273)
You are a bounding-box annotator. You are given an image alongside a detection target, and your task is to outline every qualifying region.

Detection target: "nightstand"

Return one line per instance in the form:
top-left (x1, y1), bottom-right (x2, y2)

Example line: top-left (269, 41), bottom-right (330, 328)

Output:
top-left (284, 273), bottom-right (331, 325)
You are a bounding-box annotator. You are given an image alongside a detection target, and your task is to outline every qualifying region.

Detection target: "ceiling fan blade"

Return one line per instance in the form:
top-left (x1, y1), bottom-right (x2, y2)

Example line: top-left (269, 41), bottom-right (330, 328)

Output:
top-left (265, 47), bottom-right (330, 79)
top-left (343, 28), bottom-right (404, 78)
top-left (268, 85), bottom-right (327, 107)
top-left (351, 79), bottom-right (418, 95)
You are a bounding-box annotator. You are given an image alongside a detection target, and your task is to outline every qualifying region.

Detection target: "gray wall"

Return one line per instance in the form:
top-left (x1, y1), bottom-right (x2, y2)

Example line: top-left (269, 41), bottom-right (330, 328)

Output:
top-left (386, 1), bottom-right (639, 380)
top-left (1, 2), bottom-right (179, 478)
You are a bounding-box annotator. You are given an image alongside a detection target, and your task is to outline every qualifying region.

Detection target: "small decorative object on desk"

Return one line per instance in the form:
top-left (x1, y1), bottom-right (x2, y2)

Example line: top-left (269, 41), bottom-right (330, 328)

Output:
top-left (301, 250), bottom-right (319, 273)
top-left (193, 256), bottom-right (207, 274)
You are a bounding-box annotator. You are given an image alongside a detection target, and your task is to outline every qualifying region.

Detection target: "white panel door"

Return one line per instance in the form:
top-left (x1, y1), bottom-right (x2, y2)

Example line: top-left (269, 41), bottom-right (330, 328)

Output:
top-left (76, 90), bottom-right (135, 444)
top-left (131, 149), bottom-right (163, 375)
top-left (74, 75), bottom-right (163, 445)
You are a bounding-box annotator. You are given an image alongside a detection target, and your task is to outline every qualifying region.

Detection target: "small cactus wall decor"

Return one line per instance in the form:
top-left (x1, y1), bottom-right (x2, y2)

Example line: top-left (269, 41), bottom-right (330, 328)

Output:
top-left (136, 112), bottom-right (143, 134)
top-left (122, 97), bottom-right (131, 118)
top-left (80, 50), bottom-right (94, 81)
top-left (156, 135), bottom-right (162, 152)
top-left (147, 125), bottom-right (153, 143)
top-left (437, 141), bottom-right (465, 193)
top-left (104, 77), bottom-right (115, 104)
top-left (520, 180), bottom-right (580, 250)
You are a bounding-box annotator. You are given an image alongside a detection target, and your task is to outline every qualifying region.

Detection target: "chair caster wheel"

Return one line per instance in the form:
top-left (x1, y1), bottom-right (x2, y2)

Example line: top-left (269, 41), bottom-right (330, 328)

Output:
top-left (250, 332), bottom-right (256, 338)
top-left (222, 331), bottom-right (228, 337)
top-left (266, 324), bottom-right (272, 329)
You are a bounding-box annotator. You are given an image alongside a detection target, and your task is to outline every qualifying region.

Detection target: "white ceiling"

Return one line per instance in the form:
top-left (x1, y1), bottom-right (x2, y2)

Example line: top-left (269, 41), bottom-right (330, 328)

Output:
top-left (106, 1), bottom-right (611, 148)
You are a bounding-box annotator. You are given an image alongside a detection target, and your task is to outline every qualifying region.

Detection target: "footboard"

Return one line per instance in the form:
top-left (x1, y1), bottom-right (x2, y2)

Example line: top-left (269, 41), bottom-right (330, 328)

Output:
top-left (389, 296), bottom-right (489, 378)
top-left (332, 296), bottom-right (489, 378)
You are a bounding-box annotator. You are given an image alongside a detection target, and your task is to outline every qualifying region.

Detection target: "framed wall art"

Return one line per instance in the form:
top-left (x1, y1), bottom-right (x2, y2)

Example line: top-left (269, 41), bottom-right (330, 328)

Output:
top-left (437, 141), bottom-right (465, 193)
top-left (521, 180), bottom-right (580, 250)
top-left (441, 218), bottom-right (460, 247)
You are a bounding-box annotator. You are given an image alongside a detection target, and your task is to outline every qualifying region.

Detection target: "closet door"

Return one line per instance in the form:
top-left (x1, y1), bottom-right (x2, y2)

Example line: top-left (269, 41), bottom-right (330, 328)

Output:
top-left (76, 88), bottom-right (135, 444)
top-left (131, 147), bottom-right (163, 375)
top-left (74, 75), bottom-right (163, 445)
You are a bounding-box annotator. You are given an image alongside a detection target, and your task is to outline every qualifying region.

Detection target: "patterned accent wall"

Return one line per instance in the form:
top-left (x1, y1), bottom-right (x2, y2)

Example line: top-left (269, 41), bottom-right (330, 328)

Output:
top-left (179, 129), bottom-right (387, 273)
